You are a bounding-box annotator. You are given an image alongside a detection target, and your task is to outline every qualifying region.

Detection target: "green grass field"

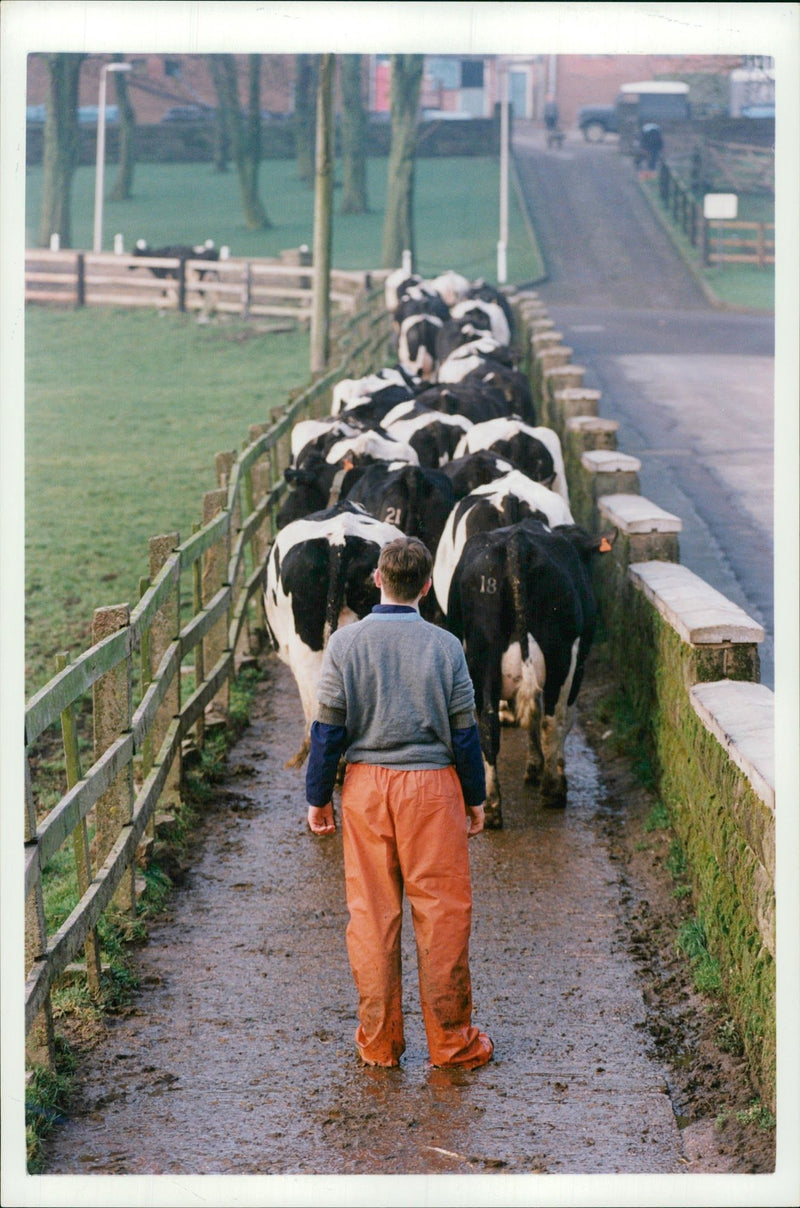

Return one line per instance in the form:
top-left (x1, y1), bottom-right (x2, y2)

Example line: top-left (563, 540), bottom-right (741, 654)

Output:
top-left (24, 310), bottom-right (311, 697)
top-left (639, 179), bottom-right (775, 313)
top-left (22, 156), bottom-right (544, 698)
top-left (25, 155), bottom-right (544, 285)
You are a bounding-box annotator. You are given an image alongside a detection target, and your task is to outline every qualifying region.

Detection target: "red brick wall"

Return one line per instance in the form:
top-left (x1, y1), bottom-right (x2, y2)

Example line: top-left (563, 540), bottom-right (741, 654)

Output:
top-left (554, 54), bottom-right (742, 128)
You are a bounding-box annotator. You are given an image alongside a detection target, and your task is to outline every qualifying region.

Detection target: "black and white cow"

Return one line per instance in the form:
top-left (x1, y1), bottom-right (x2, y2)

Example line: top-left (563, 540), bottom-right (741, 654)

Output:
top-left (432, 471), bottom-right (574, 617)
top-left (464, 281), bottom-right (515, 342)
top-left (427, 269), bottom-right (472, 307)
top-left (438, 450), bottom-right (515, 500)
top-left (413, 381), bottom-right (516, 426)
top-left (132, 238), bottom-right (221, 280)
top-left (382, 407), bottom-right (473, 468)
top-left (453, 418), bottom-right (569, 502)
top-left (396, 312), bottom-right (445, 380)
top-left (264, 501), bottom-right (404, 767)
top-left (343, 461), bottom-right (456, 559)
top-left (436, 334), bottom-right (515, 383)
top-left (331, 369), bottom-right (419, 418)
top-left (384, 269), bottom-right (423, 311)
top-left (276, 429), bottom-right (419, 527)
top-left (445, 518), bottom-right (613, 826)
top-left (449, 297), bottom-right (511, 347)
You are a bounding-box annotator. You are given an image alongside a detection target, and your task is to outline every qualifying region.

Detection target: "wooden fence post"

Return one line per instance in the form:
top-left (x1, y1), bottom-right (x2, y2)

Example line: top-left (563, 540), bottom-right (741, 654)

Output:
top-left (148, 535), bottom-right (182, 813)
top-left (216, 450), bottom-right (250, 665)
top-left (25, 762), bottom-right (56, 1069)
top-left (57, 652), bottom-right (103, 998)
top-left (177, 257), bottom-right (187, 313)
top-left (76, 252), bottom-right (86, 307)
top-left (202, 487), bottom-right (230, 721)
top-left (92, 603), bottom-right (136, 916)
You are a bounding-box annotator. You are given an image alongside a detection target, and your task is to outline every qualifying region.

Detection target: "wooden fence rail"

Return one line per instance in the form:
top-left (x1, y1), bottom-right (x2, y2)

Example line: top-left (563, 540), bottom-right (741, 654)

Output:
top-left (24, 249), bottom-right (371, 322)
top-left (703, 219), bottom-right (775, 267)
top-left (24, 283), bottom-right (392, 1067)
top-left (656, 161), bottom-right (774, 267)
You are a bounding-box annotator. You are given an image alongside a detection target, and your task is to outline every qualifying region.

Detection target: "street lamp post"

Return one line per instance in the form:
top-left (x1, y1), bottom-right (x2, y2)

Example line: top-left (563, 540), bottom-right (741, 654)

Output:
top-left (93, 61), bottom-right (131, 253)
top-left (497, 59), bottom-right (509, 285)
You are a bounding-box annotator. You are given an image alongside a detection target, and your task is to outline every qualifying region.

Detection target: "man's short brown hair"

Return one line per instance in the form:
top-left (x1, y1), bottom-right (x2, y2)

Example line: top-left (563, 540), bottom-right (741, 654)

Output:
top-left (377, 537), bottom-right (433, 602)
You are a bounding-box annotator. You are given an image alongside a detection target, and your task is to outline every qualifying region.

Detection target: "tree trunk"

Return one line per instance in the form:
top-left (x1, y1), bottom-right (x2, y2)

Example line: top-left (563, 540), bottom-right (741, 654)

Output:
top-left (209, 53), bottom-right (270, 229)
top-left (339, 55), bottom-right (369, 214)
top-left (38, 53), bottom-right (84, 248)
top-left (310, 54), bottom-right (335, 374)
top-left (206, 55), bottom-right (229, 172)
top-left (294, 54), bottom-right (319, 187)
top-left (381, 54), bottom-right (423, 269)
top-left (110, 53), bottom-right (136, 201)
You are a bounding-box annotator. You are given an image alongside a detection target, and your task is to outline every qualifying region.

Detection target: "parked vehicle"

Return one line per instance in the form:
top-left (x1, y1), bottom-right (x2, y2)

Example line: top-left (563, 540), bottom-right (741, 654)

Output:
top-left (577, 103), bottom-right (617, 142)
top-left (578, 81), bottom-right (691, 145)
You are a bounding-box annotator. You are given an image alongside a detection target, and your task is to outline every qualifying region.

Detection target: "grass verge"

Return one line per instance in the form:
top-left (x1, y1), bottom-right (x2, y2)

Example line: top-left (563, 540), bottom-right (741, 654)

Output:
top-left (637, 176), bottom-right (774, 313)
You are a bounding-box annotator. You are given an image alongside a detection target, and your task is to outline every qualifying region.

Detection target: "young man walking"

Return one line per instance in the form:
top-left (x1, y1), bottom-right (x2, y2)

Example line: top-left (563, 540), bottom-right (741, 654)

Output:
top-left (305, 536), bottom-right (493, 1070)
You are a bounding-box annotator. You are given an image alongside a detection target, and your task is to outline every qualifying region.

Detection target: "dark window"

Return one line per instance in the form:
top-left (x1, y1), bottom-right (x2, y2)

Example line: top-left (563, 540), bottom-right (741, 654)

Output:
top-left (461, 60), bottom-right (483, 89)
top-left (165, 58), bottom-right (181, 79)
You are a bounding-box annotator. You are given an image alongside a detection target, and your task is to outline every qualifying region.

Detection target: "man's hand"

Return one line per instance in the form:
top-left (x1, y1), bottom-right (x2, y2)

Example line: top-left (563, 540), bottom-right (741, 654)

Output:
top-left (307, 803), bottom-right (336, 836)
top-left (466, 805), bottom-right (485, 837)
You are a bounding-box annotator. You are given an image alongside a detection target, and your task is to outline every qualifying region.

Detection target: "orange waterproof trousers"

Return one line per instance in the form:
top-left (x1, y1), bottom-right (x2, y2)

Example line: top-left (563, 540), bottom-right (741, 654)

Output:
top-left (341, 762), bottom-right (490, 1068)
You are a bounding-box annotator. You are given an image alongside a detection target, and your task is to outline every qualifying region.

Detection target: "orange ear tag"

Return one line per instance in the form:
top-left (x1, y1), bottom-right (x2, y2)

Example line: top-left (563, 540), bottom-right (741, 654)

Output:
top-left (599, 537), bottom-right (613, 553)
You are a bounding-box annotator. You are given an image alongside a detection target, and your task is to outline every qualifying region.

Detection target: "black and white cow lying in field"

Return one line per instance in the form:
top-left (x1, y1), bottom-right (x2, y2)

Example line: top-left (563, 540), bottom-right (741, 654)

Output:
top-left (264, 501), bottom-right (404, 767)
top-left (131, 238), bottom-right (221, 279)
top-left (444, 518), bottom-right (613, 827)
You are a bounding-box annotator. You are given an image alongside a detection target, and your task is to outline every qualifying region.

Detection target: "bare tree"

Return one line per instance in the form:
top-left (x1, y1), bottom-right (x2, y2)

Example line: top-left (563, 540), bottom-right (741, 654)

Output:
top-left (381, 54), bottom-right (424, 268)
top-left (294, 54), bottom-right (319, 187)
top-left (110, 53), bottom-right (136, 201)
top-left (37, 53), bottom-right (85, 248)
top-left (209, 54), bottom-right (270, 228)
top-left (339, 55), bottom-right (369, 214)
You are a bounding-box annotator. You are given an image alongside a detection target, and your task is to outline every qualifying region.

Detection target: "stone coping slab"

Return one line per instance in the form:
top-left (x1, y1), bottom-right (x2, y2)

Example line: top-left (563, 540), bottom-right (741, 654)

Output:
top-left (567, 416), bottom-right (619, 435)
top-left (629, 560), bottom-right (765, 645)
top-left (582, 450), bottom-right (642, 474)
top-left (599, 493), bottom-right (682, 534)
top-left (690, 680), bottom-right (775, 810)
top-left (555, 388), bottom-right (602, 402)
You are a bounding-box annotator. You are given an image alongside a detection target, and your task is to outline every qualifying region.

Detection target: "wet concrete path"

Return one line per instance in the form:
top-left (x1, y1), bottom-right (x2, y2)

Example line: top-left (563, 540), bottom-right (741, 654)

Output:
top-left (42, 659), bottom-right (688, 1183)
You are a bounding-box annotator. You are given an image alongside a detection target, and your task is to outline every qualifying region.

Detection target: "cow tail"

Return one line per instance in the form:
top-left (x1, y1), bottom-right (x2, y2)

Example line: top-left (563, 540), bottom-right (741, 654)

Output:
top-left (505, 527), bottom-right (530, 661)
top-left (323, 541), bottom-right (348, 646)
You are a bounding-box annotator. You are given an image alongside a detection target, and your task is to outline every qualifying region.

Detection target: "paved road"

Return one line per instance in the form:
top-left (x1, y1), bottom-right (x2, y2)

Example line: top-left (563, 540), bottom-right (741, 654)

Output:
top-left (513, 123), bottom-right (775, 688)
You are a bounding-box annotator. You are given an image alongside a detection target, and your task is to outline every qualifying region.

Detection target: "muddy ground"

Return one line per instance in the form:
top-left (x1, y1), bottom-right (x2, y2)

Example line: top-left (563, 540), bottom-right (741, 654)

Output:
top-left (40, 646), bottom-right (775, 1187)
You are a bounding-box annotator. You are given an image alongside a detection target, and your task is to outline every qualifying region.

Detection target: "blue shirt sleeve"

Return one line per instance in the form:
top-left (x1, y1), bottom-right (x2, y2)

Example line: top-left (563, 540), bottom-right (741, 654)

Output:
top-left (305, 720), bottom-right (348, 807)
top-left (451, 723), bottom-right (486, 807)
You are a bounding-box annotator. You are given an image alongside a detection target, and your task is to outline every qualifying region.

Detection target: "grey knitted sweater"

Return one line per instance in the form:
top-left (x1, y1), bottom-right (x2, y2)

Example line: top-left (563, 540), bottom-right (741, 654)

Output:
top-left (316, 609), bottom-right (476, 769)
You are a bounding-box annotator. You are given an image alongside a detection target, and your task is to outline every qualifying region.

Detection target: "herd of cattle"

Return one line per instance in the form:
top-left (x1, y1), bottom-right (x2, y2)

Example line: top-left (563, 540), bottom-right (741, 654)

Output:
top-left (263, 267), bottom-right (614, 828)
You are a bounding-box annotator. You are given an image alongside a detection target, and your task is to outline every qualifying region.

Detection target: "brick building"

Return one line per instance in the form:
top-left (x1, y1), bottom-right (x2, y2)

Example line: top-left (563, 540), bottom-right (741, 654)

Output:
top-left (26, 52), bottom-right (746, 128)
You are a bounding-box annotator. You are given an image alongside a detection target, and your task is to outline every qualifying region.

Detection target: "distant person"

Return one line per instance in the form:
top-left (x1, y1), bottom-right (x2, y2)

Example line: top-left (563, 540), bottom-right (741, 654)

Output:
top-left (640, 122), bottom-right (663, 171)
top-left (544, 94), bottom-right (559, 131)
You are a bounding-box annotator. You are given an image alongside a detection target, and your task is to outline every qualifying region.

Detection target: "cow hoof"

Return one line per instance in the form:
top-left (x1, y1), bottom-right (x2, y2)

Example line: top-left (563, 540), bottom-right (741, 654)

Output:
top-left (524, 763), bottom-right (542, 786)
top-left (540, 776), bottom-right (567, 809)
top-left (542, 795), bottom-right (567, 810)
top-left (484, 804), bottom-right (504, 829)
